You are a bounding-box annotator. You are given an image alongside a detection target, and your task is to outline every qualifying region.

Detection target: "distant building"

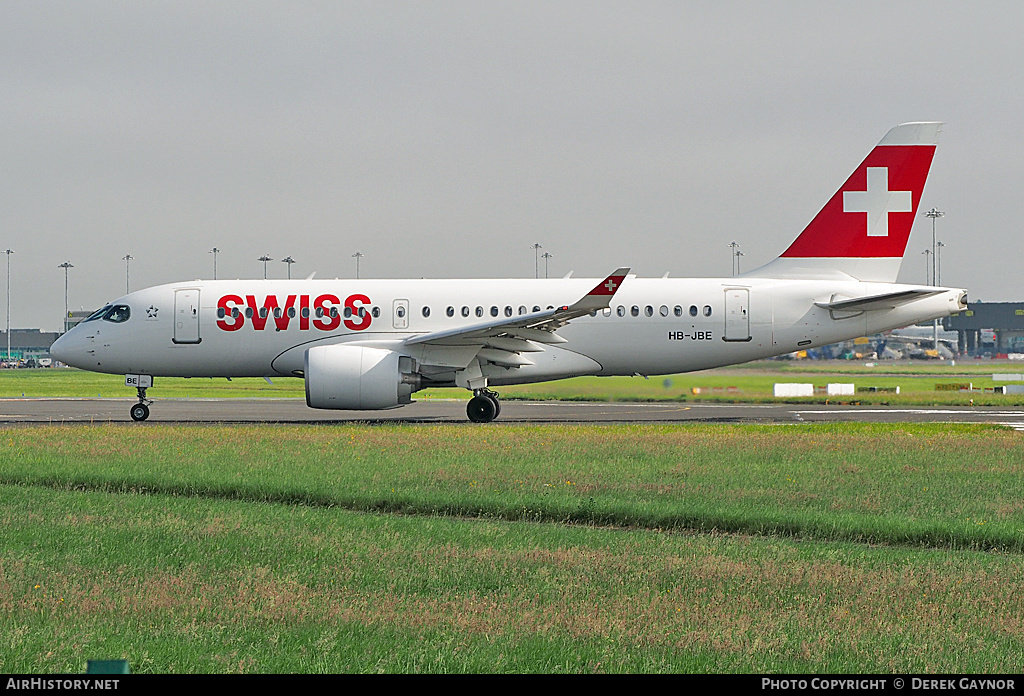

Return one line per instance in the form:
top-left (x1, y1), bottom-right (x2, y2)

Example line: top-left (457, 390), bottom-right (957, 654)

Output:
top-left (944, 302), bottom-right (1024, 357)
top-left (0, 329), bottom-right (62, 363)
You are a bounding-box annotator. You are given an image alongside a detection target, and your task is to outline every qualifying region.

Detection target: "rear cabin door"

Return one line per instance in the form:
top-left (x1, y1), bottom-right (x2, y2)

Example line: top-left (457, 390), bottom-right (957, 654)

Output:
top-left (724, 289), bottom-right (751, 342)
top-left (173, 289), bottom-right (202, 344)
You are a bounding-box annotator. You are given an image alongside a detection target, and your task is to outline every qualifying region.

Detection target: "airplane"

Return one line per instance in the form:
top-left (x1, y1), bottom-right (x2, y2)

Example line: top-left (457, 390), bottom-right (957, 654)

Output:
top-left (50, 122), bottom-right (967, 423)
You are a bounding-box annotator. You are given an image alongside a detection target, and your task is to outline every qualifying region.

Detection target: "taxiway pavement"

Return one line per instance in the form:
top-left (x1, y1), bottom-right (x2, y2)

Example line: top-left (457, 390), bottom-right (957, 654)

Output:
top-left (2, 398), bottom-right (1024, 430)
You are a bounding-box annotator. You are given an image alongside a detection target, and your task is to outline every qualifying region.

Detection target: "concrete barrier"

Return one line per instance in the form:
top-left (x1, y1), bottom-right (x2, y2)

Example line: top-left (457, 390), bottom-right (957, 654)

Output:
top-left (773, 383), bottom-right (814, 397)
top-left (826, 383), bottom-right (855, 396)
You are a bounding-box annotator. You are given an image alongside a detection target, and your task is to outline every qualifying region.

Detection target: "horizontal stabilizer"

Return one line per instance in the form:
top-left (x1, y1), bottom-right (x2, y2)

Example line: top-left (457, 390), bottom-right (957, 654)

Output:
top-left (815, 288), bottom-right (944, 312)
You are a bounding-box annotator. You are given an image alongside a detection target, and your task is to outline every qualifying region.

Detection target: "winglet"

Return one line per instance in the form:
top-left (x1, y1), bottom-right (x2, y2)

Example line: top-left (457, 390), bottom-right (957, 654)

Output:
top-left (570, 267), bottom-right (629, 313)
top-left (588, 268), bottom-right (629, 296)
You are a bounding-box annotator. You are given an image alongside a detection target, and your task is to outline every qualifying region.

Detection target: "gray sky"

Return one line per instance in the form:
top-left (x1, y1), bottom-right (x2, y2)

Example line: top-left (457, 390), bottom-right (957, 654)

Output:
top-left (3, 1), bottom-right (1021, 331)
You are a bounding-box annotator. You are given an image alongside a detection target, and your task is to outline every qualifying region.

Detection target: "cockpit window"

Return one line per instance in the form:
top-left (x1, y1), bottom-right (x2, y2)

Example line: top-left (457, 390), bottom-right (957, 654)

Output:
top-left (103, 305), bottom-right (131, 323)
top-left (84, 305), bottom-right (113, 323)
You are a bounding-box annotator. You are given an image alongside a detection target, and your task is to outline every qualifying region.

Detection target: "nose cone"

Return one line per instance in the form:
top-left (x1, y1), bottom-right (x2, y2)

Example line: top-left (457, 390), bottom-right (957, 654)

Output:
top-left (50, 329), bottom-right (85, 368)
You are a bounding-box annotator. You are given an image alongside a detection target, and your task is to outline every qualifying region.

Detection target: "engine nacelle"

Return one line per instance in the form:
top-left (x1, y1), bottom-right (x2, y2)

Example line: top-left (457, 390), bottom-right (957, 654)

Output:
top-left (304, 345), bottom-right (420, 410)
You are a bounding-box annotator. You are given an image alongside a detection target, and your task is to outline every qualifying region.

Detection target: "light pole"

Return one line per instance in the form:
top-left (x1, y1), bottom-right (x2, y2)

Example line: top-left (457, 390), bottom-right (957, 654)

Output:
top-left (923, 208), bottom-right (944, 353)
top-left (922, 249), bottom-right (931, 285)
top-left (123, 254), bottom-right (133, 293)
top-left (4, 249), bottom-right (12, 363)
top-left (728, 241), bottom-right (740, 276)
top-left (923, 208), bottom-right (943, 287)
top-left (936, 241), bottom-right (945, 286)
top-left (542, 252), bottom-right (552, 279)
top-left (531, 243), bottom-right (543, 278)
top-left (735, 250), bottom-right (744, 275)
top-left (210, 247), bottom-right (220, 280)
top-left (258, 255), bottom-right (272, 279)
top-left (352, 252), bottom-right (363, 279)
top-left (281, 256), bottom-right (295, 279)
top-left (58, 262), bottom-right (73, 333)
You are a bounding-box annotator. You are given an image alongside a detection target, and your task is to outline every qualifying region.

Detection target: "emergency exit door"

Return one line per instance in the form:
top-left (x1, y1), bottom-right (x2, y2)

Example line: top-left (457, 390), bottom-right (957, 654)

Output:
top-left (393, 299), bottom-right (409, 329)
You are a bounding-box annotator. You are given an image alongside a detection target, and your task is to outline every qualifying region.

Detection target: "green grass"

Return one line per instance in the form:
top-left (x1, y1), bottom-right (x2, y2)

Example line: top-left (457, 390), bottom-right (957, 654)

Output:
top-left (2, 422), bottom-right (1023, 673)
top-left (5, 362), bottom-right (1024, 405)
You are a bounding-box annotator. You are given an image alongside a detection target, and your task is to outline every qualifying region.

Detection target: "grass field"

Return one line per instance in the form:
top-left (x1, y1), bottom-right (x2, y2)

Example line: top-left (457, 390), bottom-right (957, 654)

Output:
top-left (3, 361), bottom-right (1024, 405)
top-left (2, 422), bottom-right (1023, 673)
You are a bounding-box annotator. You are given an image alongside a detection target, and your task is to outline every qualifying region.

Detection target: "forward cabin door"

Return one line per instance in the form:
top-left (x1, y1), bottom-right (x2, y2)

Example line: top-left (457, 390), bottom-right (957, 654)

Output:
top-left (173, 289), bottom-right (202, 344)
top-left (724, 289), bottom-right (751, 342)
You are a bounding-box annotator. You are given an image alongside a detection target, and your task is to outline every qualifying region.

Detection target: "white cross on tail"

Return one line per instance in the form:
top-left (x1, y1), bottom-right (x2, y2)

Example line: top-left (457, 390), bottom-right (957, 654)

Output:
top-left (842, 167), bottom-right (912, 237)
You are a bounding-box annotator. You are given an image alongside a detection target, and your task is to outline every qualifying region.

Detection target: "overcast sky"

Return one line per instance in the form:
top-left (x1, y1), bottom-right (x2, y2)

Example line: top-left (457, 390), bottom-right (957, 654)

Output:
top-left (3, 1), bottom-right (1021, 331)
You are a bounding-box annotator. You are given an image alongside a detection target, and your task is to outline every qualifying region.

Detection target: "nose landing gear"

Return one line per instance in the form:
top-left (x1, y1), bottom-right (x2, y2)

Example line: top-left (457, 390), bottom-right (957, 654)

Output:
top-left (130, 386), bottom-right (152, 421)
top-left (467, 388), bottom-right (501, 423)
top-left (125, 374), bottom-right (154, 421)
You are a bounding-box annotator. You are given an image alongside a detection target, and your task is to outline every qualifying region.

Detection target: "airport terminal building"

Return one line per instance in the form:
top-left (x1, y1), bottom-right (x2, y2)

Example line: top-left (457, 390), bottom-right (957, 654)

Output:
top-left (944, 302), bottom-right (1024, 357)
top-left (0, 329), bottom-right (62, 365)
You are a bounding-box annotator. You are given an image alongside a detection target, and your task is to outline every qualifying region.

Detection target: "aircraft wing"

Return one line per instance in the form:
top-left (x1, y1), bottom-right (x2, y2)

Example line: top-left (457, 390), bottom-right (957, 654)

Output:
top-left (815, 288), bottom-right (945, 312)
top-left (403, 268), bottom-right (629, 367)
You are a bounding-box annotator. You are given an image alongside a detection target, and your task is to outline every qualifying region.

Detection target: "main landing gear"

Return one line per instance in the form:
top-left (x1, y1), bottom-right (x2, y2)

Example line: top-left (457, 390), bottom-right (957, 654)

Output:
top-left (466, 388), bottom-right (501, 423)
top-left (130, 386), bottom-right (152, 421)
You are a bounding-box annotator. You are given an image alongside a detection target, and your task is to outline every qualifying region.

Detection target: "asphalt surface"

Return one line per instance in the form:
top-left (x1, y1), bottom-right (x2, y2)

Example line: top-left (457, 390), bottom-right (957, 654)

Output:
top-left (2, 397), bottom-right (1024, 429)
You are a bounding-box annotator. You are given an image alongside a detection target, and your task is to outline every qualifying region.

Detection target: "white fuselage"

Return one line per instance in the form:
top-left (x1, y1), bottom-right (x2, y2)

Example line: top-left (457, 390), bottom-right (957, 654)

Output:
top-left (51, 275), bottom-right (965, 385)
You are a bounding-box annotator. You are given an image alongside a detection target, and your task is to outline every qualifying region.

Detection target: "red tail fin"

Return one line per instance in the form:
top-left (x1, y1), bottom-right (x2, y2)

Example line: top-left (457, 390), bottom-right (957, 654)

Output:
top-left (751, 122), bottom-right (940, 282)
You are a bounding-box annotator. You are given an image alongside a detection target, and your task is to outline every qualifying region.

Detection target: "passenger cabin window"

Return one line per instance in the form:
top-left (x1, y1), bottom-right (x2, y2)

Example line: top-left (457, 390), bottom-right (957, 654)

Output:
top-left (490, 306), bottom-right (499, 317)
top-left (689, 305), bottom-right (698, 317)
top-left (461, 306), bottom-right (470, 317)
top-left (518, 306), bottom-right (527, 315)
top-left (703, 305), bottom-right (712, 317)
top-left (422, 306), bottom-right (430, 318)
top-left (674, 305), bottom-right (682, 317)
top-left (446, 306), bottom-right (455, 317)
